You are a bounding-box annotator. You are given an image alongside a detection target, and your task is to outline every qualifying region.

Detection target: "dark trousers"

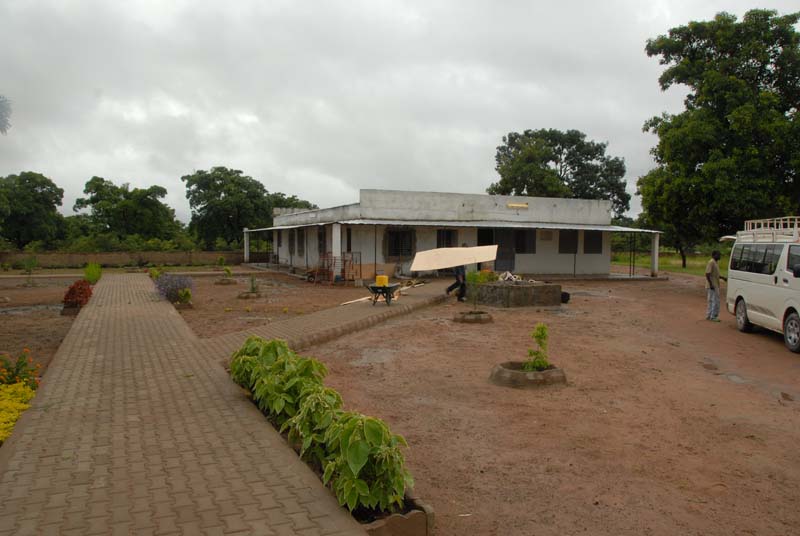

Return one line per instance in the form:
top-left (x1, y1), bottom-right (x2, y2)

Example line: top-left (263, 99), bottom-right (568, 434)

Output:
top-left (447, 279), bottom-right (466, 299)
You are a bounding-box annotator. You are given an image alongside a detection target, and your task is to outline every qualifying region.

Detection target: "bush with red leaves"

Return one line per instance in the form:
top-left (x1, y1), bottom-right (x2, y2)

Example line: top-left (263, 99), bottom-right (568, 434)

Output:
top-left (63, 279), bottom-right (93, 308)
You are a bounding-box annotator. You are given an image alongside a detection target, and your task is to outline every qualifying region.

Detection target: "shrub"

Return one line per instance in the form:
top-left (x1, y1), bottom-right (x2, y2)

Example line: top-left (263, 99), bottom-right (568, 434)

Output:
top-left (223, 266), bottom-right (232, 278)
top-left (249, 276), bottom-right (259, 293)
top-left (148, 267), bottom-right (162, 280)
top-left (229, 337), bottom-right (413, 514)
top-left (63, 279), bottom-right (93, 308)
top-left (0, 349), bottom-right (41, 390)
top-left (523, 323), bottom-right (551, 372)
top-left (323, 412), bottom-right (413, 512)
top-left (21, 256), bottom-right (38, 276)
top-left (217, 255), bottom-right (226, 266)
top-left (0, 382), bottom-right (37, 445)
top-left (177, 288), bottom-right (192, 304)
top-left (465, 270), bottom-right (498, 309)
top-left (155, 273), bottom-right (193, 303)
top-left (1, 263), bottom-right (10, 272)
top-left (84, 262), bottom-right (102, 284)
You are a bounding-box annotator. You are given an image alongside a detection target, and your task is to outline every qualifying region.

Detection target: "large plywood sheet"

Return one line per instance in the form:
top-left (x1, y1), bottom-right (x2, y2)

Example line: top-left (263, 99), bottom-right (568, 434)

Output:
top-left (410, 245), bottom-right (498, 271)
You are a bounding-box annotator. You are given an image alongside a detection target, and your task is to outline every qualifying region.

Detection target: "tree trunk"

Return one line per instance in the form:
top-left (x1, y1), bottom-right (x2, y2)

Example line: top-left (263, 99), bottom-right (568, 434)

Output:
top-left (678, 245), bottom-right (687, 268)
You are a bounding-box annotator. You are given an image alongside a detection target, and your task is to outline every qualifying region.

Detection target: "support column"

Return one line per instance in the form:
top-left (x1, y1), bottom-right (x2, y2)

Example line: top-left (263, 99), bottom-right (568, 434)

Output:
top-left (332, 223), bottom-right (342, 257)
top-left (650, 232), bottom-right (660, 277)
top-left (243, 228), bottom-right (250, 263)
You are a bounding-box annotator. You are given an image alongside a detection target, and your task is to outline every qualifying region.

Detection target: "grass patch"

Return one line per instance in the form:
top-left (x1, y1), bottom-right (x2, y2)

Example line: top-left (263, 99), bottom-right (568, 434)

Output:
top-left (612, 252), bottom-right (729, 278)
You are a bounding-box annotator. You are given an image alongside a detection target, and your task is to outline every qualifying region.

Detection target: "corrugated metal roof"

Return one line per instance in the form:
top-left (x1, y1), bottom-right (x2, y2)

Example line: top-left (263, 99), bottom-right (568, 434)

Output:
top-left (248, 219), bottom-right (659, 233)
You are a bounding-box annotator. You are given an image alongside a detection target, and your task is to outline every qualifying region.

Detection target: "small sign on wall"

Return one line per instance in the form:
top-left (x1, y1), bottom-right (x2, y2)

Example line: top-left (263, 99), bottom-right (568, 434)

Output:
top-left (539, 230), bottom-right (554, 241)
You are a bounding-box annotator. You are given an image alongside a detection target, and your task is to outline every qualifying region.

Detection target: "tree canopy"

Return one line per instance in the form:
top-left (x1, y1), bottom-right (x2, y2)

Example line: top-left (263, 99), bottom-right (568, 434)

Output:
top-left (0, 172), bottom-right (64, 249)
top-left (181, 166), bottom-right (315, 249)
top-left (638, 9), bottom-right (800, 261)
top-left (487, 128), bottom-right (630, 217)
top-left (74, 176), bottom-right (181, 240)
top-left (0, 96), bottom-right (10, 135)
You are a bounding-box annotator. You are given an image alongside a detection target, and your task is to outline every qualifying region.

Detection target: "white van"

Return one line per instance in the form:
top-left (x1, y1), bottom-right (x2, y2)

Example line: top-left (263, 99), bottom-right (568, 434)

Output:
top-left (726, 217), bottom-right (800, 352)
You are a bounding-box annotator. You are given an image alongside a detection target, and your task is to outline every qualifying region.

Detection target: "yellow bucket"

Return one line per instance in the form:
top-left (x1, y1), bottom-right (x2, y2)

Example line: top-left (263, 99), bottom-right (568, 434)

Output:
top-left (375, 275), bottom-right (389, 287)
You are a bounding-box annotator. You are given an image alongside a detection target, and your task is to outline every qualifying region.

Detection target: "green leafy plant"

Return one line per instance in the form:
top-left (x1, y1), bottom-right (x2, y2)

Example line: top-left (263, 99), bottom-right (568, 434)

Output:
top-left (249, 276), bottom-right (259, 293)
top-left (0, 349), bottom-right (41, 390)
top-left (523, 323), bottom-right (551, 372)
top-left (83, 262), bottom-right (102, 284)
top-left (322, 412), bottom-right (413, 512)
top-left (281, 385), bottom-right (343, 466)
top-left (176, 288), bottom-right (192, 305)
top-left (1, 263), bottom-right (10, 272)
top-left (223, 266), bottom-right (233, 278)
top-left (217, 255), bottom-right (226, 266)
top-left (21, 256), bottom-right (38, 285)
top-left (148, 267), bottom-right (162, 280)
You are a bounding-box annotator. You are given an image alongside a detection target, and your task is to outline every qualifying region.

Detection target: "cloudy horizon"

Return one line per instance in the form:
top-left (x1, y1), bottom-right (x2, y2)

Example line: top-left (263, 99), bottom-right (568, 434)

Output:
top-left (1, 0), bottom-right (797, 223)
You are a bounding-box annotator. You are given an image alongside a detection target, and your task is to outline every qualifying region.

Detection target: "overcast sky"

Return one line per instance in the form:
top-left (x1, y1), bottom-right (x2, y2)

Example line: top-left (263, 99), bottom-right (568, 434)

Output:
top-left (1, 1), bottom-right (797, 222)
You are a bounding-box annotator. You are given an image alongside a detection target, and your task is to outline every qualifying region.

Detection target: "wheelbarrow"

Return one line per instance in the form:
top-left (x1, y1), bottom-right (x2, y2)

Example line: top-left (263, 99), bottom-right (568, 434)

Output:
top-left (367, 283), bottom-right (401, 306)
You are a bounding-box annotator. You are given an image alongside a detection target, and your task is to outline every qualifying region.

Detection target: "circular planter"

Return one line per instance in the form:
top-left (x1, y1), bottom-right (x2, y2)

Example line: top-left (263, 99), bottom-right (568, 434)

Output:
top-left (453, 311), bottom-right (493, 324)
top-left (215, 278), bottom-right (237, 285)
top-left (173, 302), bottom-right (193, 310)
top-left (489, 361), bottom-right (566, 388)
top-left (237, 291), bottom-right (262, 299)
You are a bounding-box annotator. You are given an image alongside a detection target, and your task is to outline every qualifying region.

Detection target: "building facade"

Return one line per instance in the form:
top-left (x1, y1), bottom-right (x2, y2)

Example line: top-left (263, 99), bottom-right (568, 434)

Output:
top-left (244, 189), bottom-right (659, 279)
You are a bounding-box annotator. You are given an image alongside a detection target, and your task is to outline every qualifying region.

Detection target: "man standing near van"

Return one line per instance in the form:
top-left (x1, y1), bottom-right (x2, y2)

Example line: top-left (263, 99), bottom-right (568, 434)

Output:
top-left (706, 250), bottom-right (727, 322)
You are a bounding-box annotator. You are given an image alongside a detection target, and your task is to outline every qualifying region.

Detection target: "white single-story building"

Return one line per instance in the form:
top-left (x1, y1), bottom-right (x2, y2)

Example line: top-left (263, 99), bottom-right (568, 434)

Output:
top-left (243, 189), bottom-right (659, 279)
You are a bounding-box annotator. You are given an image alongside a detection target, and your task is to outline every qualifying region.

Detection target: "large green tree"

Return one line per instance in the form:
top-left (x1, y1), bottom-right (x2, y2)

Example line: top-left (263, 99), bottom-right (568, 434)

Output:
top-left (181, 166), bottom-right (315, 249)
top-left (0, 171), bottom-right (64, 249)
top-left (487, 128), bottom-right (630, 217)
top-left (73, 176), bottom-right (180, 240)
top-left (638, 9), bottom-right (800, 265)
top-left (0, 96), bottom-right (10, 135)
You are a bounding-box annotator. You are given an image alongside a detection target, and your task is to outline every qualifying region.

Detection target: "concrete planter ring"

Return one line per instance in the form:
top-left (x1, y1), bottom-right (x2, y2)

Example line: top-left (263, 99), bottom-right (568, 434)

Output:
top-left (453, 310), bottom-right (493, 323)
top-left (489, 361), bottom-right (567, 388)
top-left (237, 291), bottom-right (262, 299)
top-left (363, 492), bottom-right (435, 536)
top-left (215, 278), bottom-right (237, 285)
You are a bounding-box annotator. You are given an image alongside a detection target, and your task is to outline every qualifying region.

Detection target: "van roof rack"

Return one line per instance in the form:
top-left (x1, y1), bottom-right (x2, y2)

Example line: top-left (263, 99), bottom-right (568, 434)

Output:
top-left (738, 217), bottom-right (800, 243)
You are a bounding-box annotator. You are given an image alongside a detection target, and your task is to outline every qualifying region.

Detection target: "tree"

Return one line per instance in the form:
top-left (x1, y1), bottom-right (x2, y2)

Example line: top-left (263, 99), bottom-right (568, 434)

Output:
top-left (487, 129), bottom-right (630, 217)
top-left (73, 176), bottom-right (181, 240)
top-left (181, 166), bottom-right (316, 249)
top-left (0, 96), bottom-right (10, 135)
top-left (639, 9), bottom-right (800, 264)
top-left (0, 172), bottom-right (64, 249)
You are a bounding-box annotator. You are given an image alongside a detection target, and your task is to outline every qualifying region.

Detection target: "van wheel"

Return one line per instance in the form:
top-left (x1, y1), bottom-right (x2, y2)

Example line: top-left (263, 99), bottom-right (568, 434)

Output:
top-left (784, 312), bottom-right (800, 353)
top-left (735, 299), bottom-right (753, 333)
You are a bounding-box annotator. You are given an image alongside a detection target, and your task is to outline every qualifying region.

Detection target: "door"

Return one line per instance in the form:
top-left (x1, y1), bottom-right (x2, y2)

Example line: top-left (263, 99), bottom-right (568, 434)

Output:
top-left (494, 229), bottom-right (515, 272)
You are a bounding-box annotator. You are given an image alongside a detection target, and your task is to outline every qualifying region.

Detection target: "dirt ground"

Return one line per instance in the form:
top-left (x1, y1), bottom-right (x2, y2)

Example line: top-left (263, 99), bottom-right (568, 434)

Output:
top-left (179, 272), bottom-right (371, 338)
top-left (304, 273), bottom-right (800, 536)
top-left (0, 277), bottom-right (75, 372)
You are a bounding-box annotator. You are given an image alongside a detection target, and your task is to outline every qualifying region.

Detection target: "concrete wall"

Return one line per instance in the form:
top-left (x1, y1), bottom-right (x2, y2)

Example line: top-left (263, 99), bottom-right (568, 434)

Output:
top-left (0, 251), bottom-right (243, 268)
top-left (359, 189), bottom-right (612, 225)
top-left (513, 230), bottom-right (611, 275)
top-left (273, 190), bottom-right (613, 227)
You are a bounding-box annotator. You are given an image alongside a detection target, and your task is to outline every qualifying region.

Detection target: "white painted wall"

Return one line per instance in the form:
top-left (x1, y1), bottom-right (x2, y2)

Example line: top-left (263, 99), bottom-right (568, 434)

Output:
top-left (514, 230), bottom-right (611, 275)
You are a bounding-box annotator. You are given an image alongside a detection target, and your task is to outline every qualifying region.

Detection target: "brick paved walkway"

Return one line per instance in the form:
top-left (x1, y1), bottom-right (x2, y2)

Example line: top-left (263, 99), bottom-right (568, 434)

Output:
top-left (0, 274), bottom-right (450, 535)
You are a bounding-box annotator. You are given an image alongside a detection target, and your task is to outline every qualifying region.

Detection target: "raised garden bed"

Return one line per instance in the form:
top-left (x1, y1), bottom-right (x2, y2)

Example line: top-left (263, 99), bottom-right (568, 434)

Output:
top-left (470, 281), bottom-right (562, 307)
top-left (489, 361), bottom-right (567, 388)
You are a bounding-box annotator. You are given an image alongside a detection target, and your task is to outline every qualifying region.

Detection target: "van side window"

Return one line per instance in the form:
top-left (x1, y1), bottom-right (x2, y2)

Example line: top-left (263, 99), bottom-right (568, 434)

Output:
top-left (733, 243), bottom-right (781, 274)
top-left (764, 244), bottom-right (782, 274)
top-left (730, 245), bottom-right (744, 270)
top-left (788, 245), bottom-right (800, 272)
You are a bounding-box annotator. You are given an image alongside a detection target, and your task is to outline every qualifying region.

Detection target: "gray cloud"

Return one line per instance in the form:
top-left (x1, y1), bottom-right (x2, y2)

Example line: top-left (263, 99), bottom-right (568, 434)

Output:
top-left (1, 0), bottom-right (797, 221)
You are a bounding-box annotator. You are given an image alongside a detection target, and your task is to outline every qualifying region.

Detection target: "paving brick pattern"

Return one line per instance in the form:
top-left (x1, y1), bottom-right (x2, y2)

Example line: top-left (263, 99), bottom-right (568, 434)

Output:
top-left (0, 274), bottom-right (382, 535)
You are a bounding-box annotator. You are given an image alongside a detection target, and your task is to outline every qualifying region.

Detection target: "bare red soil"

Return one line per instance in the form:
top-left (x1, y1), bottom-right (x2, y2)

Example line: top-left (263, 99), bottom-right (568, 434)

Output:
top-left (307, 273), bottom-right (800, 536)
top-left (179, 272), bottom-right (370, 338)
top-left (0, 277), bottom-right (74, 372)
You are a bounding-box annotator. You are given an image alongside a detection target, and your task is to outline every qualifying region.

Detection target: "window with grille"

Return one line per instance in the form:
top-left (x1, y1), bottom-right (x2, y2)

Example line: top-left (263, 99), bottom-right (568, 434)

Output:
top-left (558, 230), bottom-right (578, 254)
top-left (318, 227), bottom-right (326, 256)
top-left (437, 229), bottom-right (457, 248)
top-left (297, 228), bottom-right (305, 256)
top-left (288, 229), bottom-right (295, 255)
top-left (514, 229), bottom-right (536, 254)
top-left (583, 231), bottom-right (603, 254)
top-left (386, 229), bottom-right (413, 258)
top-left (277, 230), bottom-right (282, 248)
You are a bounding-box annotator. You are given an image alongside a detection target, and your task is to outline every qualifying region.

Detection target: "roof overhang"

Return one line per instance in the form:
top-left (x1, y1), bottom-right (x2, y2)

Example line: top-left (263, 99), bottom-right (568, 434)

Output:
top-left (247, 219), bottom-right (659, 234)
